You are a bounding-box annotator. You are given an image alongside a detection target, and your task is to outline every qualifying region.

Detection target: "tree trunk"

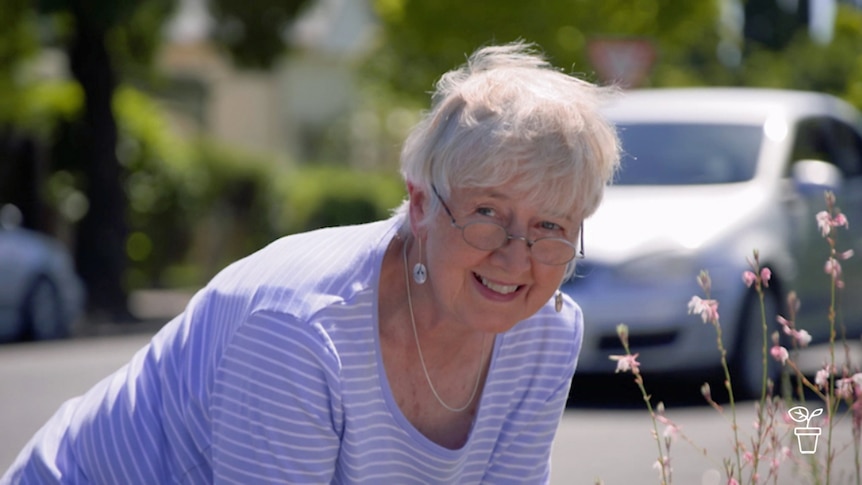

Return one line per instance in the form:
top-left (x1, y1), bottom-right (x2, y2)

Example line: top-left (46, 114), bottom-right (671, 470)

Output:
top-left (67, 6), bottom-right (131, 321)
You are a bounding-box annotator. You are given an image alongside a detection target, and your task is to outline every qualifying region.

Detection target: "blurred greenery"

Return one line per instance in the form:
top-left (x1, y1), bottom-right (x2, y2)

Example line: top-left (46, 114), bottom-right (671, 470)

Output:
top-left (2, 0), bottom-right (862, 306)
top-left (366, 0), bottom-right (862, 108)
top-left (114, 86), bottom-right (403, 289)
top-left (209, 0), bottom-right (313, 68)
top-left (0, 0), bottom-right (314, 316)
top-left (366, 0), bottom-right (723, 93)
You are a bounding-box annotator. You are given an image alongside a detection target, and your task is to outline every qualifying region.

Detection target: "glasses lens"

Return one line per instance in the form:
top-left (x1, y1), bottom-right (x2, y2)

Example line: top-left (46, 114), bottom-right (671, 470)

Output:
top-left (532, 239), bottom-right (577, 265)
top-left (462, 222), bottom-right (508, 250)
top-left (461, 222), bottom-right (577, 265)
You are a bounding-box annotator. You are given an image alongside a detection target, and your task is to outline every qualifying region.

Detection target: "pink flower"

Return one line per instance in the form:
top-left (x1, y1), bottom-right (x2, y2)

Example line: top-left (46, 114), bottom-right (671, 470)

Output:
top-left (794, 329), bottom-right (812, 347)
top-left (816, 211), bottom-right (832, 236)
top-left (825, 257), bottom-right (845, 287)
top-left (770, 345), bottom-right (789, 365)
top-left (760, 267), bottom-right (771, 287)
top-left (661, 422), bottom-right (679, 440)
top-left (816, 367), bottom-right (831, 389)
top-left (782, 326), bottom-right (812, 347)
top-left (688, 296), bottom-right (719, 323)
top-left (834, 375), bottom-right (862, 400)
top-left (742, 268), bottom-right (771, 289)
top-left (771, 456), bottom-right (781, 471)
top-left (728, 478), bottom-right (740, 485)
top-left (834, 212), bottom-right (849, 229)
top-left (775, 315), bottom-right (810, 346)
top-left (609, 354), bottom-right (640, 374)
top-left (825, 257), bottom-right (842, 278)
top-left (836, 377), bottom-right (855, 400)
top-left (816, 209), bottom-right (850, 237)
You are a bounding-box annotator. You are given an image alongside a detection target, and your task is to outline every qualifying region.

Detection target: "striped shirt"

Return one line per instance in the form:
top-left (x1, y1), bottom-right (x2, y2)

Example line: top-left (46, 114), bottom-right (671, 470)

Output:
top-left (2, 215), bottom-right (582, 484)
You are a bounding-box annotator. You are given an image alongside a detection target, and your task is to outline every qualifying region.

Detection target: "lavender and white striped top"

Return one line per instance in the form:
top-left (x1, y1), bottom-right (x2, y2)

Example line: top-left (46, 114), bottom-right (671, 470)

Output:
top-left (2, 215), bottom-right (582, 484)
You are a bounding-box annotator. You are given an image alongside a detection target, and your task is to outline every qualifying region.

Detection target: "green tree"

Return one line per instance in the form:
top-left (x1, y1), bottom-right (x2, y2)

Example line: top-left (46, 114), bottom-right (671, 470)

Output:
top-left (366, 0), bottom-right (722, 99)
top-left (4, 0), bottom-right (312, 319)
top-left (0, 0), bottom-right (48, 230)
top-left (33, 0), bottom-right (177, 319)
top-left (743, 0), bottom-right (809, 51)
top-left (366, 0), bottom-right (862, 110)
top-left (738, 3), bottom-right (862, 106)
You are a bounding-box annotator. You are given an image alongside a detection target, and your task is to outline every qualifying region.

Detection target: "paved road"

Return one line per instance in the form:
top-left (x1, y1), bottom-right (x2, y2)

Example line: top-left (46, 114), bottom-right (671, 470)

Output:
top-left (1, 331), bottom-right (858, 484)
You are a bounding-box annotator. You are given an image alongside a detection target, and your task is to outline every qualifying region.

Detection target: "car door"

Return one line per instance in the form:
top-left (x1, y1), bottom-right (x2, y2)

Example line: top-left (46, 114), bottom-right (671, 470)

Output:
top-left (787, 116), bottom-right (862, 340)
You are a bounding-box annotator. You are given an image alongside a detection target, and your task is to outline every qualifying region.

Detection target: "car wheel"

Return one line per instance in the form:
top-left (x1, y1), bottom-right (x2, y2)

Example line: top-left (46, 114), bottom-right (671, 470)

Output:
top-left (22, 276), bottom-right (68, 340)
top-left (732, 288), bottom-right (782, 400)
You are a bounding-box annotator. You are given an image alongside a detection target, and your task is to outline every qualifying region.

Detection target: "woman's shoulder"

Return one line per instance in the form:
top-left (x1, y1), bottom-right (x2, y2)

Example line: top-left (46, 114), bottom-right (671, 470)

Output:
top-left (207, 217), bottom-right (401, 319)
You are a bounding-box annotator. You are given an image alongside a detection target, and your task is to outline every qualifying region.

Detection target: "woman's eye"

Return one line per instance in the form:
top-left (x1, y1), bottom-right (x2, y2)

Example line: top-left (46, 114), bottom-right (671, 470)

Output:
top-left (540, 221), bottom-right (563, 232)
top-left (476, 207), bottom-right (497, 217)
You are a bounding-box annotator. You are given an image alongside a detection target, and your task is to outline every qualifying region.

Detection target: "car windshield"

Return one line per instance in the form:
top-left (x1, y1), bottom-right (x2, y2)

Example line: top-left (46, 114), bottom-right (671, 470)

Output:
top-left (613, 123), bottom-right (763, 185)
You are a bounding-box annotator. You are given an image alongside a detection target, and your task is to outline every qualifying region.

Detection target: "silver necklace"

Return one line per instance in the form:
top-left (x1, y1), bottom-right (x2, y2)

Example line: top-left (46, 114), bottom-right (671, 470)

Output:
top-left (401, 239), bottom-right (487, 413)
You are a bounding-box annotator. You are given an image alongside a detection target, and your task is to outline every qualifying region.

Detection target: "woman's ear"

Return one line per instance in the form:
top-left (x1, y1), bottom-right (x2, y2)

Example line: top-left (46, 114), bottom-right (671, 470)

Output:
top-left (406, 182), bottom-right (428, 237)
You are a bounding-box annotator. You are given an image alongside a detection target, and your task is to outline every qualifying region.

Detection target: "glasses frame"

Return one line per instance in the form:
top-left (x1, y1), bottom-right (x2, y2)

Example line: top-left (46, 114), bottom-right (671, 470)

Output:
top-left (431, 185), bottom-right (585, 264)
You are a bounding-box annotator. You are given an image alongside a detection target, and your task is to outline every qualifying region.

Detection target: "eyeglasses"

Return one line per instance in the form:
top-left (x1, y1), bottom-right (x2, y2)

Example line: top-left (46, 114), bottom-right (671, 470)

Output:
top-left (432, 185), bottom-right (584, 265)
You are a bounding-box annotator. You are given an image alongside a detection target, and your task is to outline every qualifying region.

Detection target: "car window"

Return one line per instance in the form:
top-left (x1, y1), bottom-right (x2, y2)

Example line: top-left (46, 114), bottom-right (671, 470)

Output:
top-left (613, 123), bottom-right (763, 185)
top-left (789, 117), bottom-right (862, 177)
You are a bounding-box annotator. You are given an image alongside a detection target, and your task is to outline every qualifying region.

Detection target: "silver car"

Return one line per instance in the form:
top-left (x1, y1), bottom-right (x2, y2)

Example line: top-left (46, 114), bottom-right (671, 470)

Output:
top-left (564, 88), bottom-right (862, 397)
top-left (0, 205), bottom-right (85, 342)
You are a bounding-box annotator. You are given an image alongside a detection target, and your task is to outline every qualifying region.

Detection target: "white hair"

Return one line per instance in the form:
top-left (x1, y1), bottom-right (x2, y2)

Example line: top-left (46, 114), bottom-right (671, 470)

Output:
top-left (397, 41), bottom-right (621, 276)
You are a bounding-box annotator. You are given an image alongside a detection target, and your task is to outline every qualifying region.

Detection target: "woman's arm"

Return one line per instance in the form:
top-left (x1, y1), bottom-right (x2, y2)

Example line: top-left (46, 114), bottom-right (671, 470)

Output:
top-left (210, 310), bottom-right (344, 483)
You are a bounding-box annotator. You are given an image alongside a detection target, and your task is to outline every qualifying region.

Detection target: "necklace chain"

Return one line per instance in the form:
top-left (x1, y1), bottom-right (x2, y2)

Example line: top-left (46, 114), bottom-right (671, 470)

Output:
top-left (402, 239), bottom-right (486, 413)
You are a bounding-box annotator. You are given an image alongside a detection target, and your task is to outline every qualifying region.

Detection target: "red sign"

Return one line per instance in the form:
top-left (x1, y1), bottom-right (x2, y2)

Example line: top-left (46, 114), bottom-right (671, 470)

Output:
top-left (587, 37), bottom-right (657, 89)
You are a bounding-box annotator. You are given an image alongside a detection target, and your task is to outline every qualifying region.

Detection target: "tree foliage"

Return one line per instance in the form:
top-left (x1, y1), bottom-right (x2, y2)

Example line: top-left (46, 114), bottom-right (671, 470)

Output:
top-left (366, 0), bottom-right (862, 109)
top-left (1, 0), bottom-right (312, 318)
top-left (209, 0), bottom-right (313, 69)
top-left (366, 0), bottom-right (722, 97)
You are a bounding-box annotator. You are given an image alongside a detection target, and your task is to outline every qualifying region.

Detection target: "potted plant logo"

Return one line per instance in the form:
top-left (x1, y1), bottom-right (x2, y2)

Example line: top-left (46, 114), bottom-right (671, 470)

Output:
top-left (788, 406), bottom-right (823, 454)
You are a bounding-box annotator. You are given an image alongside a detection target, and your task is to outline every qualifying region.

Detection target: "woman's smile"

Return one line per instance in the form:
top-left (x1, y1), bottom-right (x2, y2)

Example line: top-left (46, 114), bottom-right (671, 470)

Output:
top-left (474, 273), bottom-right (521, 296)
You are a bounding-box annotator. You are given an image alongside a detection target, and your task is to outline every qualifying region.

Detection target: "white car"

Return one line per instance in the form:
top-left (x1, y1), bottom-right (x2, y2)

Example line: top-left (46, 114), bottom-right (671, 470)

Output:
top-left (564, 88), bottom-right (862, 397)
top-left (0, 205), bottom-right (85, 342)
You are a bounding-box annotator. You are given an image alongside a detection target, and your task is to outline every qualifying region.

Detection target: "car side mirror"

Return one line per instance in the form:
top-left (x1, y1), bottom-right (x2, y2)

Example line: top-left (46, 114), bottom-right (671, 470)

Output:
top-left (0, 204), bottom-right (23, 229)
top-left (791, 159), bottom-right (843, 195)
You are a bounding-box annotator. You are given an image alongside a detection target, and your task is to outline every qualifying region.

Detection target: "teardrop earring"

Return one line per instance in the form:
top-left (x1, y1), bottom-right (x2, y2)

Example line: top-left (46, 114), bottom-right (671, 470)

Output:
top-left (412, 237), bottom-right (427, 285)
top-left (555, 290), bottom-right (563, 312)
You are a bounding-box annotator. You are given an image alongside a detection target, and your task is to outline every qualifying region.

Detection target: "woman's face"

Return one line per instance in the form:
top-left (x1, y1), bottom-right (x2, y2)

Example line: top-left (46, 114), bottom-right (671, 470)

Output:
top-left (410, 180), bottom-right (580, 334)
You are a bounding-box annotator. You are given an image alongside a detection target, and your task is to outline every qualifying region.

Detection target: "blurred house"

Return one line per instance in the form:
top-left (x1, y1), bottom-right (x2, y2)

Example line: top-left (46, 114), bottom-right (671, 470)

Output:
top-left (158, 0), bottom-right (379, 165)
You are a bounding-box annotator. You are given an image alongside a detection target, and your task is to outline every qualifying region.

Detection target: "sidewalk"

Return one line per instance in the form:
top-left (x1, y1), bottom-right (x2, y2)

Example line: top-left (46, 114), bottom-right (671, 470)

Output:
top-left (73, 289), bottom-right (196, 338)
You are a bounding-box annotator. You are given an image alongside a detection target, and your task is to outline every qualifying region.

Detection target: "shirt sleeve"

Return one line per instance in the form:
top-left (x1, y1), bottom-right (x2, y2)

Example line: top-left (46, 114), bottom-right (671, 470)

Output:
top-left (210, 310), bottom-right (344, 483)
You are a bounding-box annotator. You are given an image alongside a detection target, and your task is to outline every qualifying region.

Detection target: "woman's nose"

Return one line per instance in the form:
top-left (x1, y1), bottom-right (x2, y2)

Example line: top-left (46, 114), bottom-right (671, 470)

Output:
top-left (493, 234), bottom-right (533, 270)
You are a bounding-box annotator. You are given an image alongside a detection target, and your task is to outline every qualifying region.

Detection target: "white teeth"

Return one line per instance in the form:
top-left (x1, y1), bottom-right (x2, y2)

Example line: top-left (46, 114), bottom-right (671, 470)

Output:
top-left (480, 276), bottom-right (519, 295)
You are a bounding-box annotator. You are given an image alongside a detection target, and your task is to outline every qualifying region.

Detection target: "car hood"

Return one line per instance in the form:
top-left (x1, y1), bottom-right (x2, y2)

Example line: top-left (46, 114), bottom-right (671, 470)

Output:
top-left (585, 183), bottom-right (769, 262)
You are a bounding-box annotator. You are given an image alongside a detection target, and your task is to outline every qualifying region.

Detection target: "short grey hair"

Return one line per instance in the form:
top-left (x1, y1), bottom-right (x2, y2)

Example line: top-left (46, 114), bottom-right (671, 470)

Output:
top-left (397, 41), bottom-right (620, 276)
top-left (398, 41), bottom-right (620, 227)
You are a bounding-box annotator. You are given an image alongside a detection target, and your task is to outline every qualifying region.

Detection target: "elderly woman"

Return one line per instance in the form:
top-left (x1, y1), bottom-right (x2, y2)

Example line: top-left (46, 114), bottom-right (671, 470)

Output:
top-left (3, 42), bottom-right (619, 484)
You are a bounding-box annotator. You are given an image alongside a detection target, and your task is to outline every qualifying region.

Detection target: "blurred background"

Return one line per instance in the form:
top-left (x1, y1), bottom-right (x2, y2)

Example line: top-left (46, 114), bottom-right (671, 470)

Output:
top-left (1, 0), bottom-right (862, 332)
